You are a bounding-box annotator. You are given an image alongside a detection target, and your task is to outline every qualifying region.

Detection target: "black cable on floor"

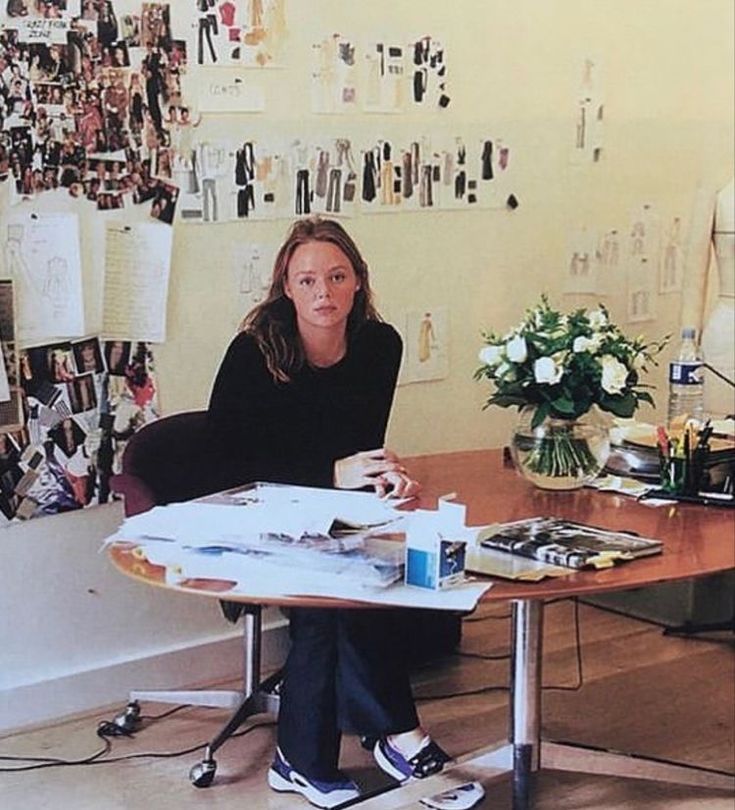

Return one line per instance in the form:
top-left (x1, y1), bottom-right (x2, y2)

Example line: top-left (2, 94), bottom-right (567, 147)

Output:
top-left (0, 714), bottom-right (275, 772)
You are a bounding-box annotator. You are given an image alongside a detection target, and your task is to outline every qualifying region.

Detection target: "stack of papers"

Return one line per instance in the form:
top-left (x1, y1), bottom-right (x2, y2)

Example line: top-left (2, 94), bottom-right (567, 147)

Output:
top-left (106, 483), bottom-right (493, 611)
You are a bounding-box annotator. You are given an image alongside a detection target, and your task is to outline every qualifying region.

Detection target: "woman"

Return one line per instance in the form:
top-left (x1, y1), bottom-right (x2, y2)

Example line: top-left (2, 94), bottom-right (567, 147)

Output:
top-left (208, 218), bottom-right (449, 808)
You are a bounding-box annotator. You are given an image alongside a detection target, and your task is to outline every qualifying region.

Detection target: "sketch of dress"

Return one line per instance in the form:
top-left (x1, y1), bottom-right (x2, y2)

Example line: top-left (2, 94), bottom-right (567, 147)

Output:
top-left (418, 312), bottom-right (436, 363)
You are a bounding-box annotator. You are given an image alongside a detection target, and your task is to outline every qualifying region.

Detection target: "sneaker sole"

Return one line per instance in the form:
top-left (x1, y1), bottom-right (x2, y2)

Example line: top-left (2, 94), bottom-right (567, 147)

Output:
top-left (373, 743), bottom-right (411, 783)
top-left (267, 766), bottom-right (360, 809)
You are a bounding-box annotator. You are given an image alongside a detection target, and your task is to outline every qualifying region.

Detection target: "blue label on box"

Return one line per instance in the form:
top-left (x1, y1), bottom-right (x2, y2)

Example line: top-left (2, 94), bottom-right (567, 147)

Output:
top-left (406, 548), bottom-right (436, 589)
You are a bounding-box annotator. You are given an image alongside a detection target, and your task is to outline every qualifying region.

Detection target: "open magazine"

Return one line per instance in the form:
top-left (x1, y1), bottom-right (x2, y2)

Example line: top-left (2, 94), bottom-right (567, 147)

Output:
top-left (478, 517), bottom-right (663, 570)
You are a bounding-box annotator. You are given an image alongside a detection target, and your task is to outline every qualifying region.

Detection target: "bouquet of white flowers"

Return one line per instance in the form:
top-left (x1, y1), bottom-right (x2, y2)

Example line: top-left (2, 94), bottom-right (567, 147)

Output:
top-left (476, 297), bottom-right (668, 484)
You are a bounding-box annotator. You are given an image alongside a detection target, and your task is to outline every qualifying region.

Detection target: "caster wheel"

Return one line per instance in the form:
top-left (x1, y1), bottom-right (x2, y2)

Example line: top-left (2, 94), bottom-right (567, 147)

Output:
top-left (189, 758), bottom-right (217, 788)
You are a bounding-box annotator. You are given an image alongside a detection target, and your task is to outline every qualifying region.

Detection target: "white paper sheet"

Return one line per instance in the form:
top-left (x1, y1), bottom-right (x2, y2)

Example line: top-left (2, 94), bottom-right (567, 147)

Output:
top-left (114, 485), bottom-right (409, 547)
top-left (102, 222), bottom-right (173, 342)
top-left (4, 213), bottom-right (85, 347)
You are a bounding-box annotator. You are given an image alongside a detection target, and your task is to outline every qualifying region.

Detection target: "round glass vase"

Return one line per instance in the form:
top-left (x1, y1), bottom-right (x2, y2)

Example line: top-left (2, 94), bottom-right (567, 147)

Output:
top-left (510, 406), bottom-right (611, 490)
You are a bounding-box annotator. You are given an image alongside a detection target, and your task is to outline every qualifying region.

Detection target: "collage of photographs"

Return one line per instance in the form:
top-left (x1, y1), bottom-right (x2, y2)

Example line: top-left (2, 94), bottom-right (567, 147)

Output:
top-left (0, 282), bottom-right (160, 523)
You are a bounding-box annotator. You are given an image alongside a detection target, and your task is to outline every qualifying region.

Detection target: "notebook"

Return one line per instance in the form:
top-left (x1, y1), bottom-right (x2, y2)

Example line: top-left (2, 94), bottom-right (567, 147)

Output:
top-left (477, 517), bottom-right (663, 570)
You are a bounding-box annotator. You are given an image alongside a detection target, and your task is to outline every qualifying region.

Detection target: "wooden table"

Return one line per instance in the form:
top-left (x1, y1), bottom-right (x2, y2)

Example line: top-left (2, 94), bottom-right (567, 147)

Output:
top-left (109, 449), bottom-right (735, 807)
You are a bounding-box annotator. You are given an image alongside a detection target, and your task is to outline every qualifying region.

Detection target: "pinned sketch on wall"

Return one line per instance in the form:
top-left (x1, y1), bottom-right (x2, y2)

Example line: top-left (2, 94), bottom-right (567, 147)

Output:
top-left (311, 33), bottom-right (358, 114)
top-left (571, 57), bottom-right (604, 165)
top-left (360, 134), bottom-right (515, 214)
top-left (625, 203), bottom-right (660, 322)
top-left (564, 226), bottom-right (597, 294)
top-left (400, 307), bottom-right (449, 385)
top-left (3, 212), bottom-right (85, 346)
top-left (659, 215), bottom-right (684, 293)
top-left (363, 39), bottom-right (405, 113)
top-left (627, 255), bottom-right (657, 322)
top-left (310, 137), bottom-right (359, 217)
top-left (408, 35), bottom-right (449, 110)
top-left (230, 241), bottom-right (275, 326)
top-left (594, 227), bottom-right (621, 295)
top-left (102, 222), bottom-right (173, 342)
top-left (190, 0), bottom-right (287, 68)
top-left (0, 337), bottom-right (160, 523)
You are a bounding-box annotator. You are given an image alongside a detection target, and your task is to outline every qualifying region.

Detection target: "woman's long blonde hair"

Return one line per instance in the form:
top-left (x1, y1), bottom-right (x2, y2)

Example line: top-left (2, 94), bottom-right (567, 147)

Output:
top-left (241, 217), bottom-right (380, 382)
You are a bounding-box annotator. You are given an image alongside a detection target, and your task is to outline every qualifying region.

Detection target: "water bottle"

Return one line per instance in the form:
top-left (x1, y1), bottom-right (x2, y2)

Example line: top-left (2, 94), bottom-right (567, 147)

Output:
top-left (667, 327), bottom-right (705, 427)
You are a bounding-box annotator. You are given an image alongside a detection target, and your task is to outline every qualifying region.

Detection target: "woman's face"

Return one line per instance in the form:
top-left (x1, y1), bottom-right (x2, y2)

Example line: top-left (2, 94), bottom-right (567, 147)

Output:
top-left (284, 240), bottom-right (360, 336)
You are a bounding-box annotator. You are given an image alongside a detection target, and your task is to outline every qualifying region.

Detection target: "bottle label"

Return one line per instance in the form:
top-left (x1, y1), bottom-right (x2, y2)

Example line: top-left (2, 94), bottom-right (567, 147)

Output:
top-left (669, 361), bottom-right (704, 385)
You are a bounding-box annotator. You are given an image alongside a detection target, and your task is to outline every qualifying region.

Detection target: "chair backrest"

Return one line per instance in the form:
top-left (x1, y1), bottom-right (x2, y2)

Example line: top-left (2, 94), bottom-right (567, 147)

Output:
top-left (112, 410), bottom-right (224, 517)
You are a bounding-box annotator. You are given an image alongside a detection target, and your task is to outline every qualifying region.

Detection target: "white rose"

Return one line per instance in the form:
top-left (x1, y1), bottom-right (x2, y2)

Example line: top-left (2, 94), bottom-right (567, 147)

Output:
top-left (573, 333), bottom-right (603, 353)
top-left (587, 308), bottom-right (607, 329)
top-left (479, 345), bottom-right (503, 366)
top-left (505, 335), bottom-right (528, 363)
top-left (573, 336), bottom-right (593, 353)
top-left (600, 355), bottom-right (629, 394)
top-left (533, 356), bottom-right (564, 385)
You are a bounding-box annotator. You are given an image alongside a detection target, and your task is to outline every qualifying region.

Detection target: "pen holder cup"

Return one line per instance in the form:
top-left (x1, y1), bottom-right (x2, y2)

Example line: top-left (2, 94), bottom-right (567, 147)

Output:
top-left (659, 456), bottom-right (686, 494)
top-left (658, 448), bottom-right (710, 496)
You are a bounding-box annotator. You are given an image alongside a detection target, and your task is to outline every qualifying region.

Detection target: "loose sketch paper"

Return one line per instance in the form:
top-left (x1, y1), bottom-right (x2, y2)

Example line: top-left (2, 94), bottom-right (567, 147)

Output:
top-left (4, 213), bottom-right (85, 347)
top-left (102, 222), bottom-right (173, 342)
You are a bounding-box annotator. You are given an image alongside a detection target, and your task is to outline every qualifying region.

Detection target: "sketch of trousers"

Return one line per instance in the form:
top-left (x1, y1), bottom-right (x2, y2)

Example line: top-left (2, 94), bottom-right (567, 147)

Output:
top-left (202, 177), bottom-right (218, 221)
top-left (237, 185), bottom-right (255, 217)
top-left (295, 169), bottom-right (310, 214)
top-left (420, 164), bottom-right (433, 207)
top-left (326, 167), bottom-right (342, 213)
top-left (402, 152), bottom-right (413, 198)
top-left (198, 17), bottom-right (217, 64)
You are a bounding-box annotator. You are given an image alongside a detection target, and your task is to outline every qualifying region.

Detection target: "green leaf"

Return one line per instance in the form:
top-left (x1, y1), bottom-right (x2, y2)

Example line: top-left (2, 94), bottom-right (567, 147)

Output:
top-left (531, 401), bottom-right (550, 428)
top-left (600, 392), bottom-right (637, 418)
top-left (489, 394), bottom-right (528, 408)
top-left (551, 396), bottom-right (576, 414)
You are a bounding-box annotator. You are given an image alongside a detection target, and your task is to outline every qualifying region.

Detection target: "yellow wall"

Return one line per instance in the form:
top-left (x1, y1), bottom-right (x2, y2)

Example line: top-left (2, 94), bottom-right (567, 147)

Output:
top-left (152, 0), bottom-right (734, 454)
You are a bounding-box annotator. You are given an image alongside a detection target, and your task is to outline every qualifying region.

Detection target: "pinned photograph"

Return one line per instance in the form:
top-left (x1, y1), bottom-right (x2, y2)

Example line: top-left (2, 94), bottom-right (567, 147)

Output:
top-left (104, 340), bottom-right (131, 375)
top-left (72, 337), bottom-right (104, 374)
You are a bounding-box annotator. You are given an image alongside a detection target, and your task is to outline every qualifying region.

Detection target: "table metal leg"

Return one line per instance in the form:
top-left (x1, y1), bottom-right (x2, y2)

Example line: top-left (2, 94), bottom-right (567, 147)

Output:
top-left (509, 599), bottom-right (544, 810)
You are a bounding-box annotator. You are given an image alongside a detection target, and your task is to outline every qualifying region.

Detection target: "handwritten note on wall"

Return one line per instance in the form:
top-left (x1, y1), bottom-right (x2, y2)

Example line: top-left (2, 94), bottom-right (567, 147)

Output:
top-left (102, 223), bottom-right (173, 343)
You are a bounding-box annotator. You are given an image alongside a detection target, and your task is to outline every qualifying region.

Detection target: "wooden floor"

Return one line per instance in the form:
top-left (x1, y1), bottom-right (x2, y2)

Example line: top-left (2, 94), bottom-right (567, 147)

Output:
top-left (2, 601), bottom-right (733, 809)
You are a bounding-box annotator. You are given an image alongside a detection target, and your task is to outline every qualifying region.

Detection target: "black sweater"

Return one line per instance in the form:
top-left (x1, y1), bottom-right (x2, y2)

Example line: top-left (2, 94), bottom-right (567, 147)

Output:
top-left (207, 321), bottom-right (402, 489)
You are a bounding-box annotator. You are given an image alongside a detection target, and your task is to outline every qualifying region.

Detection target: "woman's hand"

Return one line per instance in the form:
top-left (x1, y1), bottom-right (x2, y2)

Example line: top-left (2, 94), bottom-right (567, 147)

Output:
top-left (334, 448), bottom-right (422, 499)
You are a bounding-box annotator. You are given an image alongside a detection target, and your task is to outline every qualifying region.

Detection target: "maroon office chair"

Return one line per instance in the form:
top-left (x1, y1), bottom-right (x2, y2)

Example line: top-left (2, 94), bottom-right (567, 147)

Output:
top-left (111, 410), bottom-right (281, 787)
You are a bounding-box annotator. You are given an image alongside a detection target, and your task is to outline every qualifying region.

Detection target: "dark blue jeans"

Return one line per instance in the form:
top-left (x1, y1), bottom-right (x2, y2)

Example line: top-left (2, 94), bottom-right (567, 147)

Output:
top-left (277, 607), bottom-right (420, 781)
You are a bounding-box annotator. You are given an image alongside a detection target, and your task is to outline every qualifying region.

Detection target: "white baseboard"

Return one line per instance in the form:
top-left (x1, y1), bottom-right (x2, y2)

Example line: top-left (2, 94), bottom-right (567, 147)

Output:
top-left (0, 620), bottom-right (289, 735)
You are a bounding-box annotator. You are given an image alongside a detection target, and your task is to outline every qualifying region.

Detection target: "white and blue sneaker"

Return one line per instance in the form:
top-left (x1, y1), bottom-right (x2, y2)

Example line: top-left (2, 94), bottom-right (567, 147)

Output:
top-left (374, 735), bottom-right (451, 782)
top-left (267, 747), bottom-right (360, 808)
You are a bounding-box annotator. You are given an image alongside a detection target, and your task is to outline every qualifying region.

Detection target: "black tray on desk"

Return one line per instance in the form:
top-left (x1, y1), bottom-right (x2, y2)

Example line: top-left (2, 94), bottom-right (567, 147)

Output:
top-left (605, 440), bottom-right (735, 488)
